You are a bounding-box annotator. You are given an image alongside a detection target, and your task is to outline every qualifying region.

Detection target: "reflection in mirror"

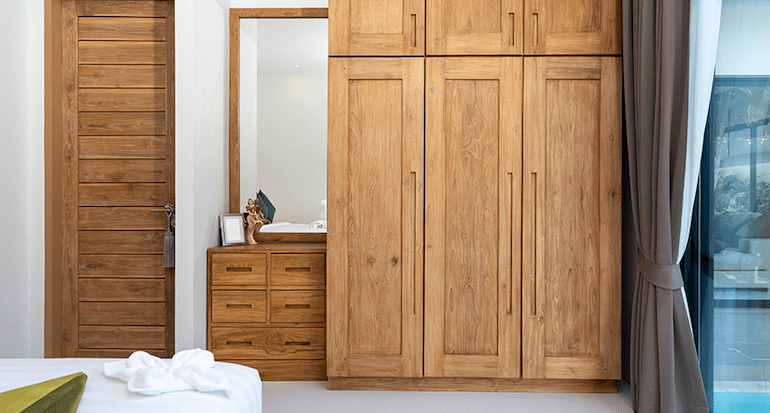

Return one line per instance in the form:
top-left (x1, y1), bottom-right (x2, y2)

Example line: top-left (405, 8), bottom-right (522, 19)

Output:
top-left (239, 18), bottom-right (328, 231)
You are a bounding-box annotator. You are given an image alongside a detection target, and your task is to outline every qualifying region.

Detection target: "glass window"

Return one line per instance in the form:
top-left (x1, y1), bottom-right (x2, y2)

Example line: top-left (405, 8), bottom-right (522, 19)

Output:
top-left (683, 1), bottom-right (770, 411)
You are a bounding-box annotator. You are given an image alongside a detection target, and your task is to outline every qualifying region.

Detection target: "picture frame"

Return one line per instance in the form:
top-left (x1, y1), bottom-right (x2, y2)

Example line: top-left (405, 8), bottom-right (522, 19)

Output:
top-left (220, 213), bottom-right (246, 246)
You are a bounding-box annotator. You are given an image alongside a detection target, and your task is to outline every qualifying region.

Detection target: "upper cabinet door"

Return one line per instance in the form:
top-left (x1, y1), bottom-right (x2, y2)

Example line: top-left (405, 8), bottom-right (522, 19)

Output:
top-left (425, 57), bottom-right (523, 378)
top-left (522, 56), bottom-right (622, 380)
top-left (329, 0), bottom-right (425, 56)
top-left (427, 0), bottom-right (523, 55)
top-left (327, 58), bottom-right (425, 378)
top-left (524, 0), bottom-right (621, 55)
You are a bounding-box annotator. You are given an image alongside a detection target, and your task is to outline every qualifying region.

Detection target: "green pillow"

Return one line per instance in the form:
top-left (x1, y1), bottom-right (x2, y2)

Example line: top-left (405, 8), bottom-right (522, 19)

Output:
top-left (0, 372), bottom-right (87, 413)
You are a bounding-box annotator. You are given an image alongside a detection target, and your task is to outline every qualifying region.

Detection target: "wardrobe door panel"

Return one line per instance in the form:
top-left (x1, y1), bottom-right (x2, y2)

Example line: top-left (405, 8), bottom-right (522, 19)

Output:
top-left (328, 58), bottom-right (424, 378)
top-left (330, 0), bottom-right (424, 56)
top-left (524, 0), bottom-right (621, 55)
top-left (522, 57), bottom-right (622, 380)
top-left (425, 57), bottom-right (522, 378)
top-left (427, 0), bottom-right (523, 55)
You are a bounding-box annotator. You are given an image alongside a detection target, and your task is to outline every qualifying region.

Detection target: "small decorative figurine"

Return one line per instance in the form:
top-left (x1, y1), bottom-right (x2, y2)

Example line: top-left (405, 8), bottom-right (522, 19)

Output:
top-left (245, 198), bottom-right (269, 245)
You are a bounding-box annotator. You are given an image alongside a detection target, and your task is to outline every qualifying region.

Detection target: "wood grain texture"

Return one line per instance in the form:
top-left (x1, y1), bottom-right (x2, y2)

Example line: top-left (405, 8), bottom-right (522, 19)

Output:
top-left (425, 57), bottom-right (521, 379)
top-left (211, 327), bottom-right (325, 360)
top-left (78, 230), bottom-right (164, 254)
top-left (79, 326), bottom-right (165, 349)
top-left (223, 359), bottom-right (326, 381)
top-left (327, 58), bottom-right (424, 378)
top-left (329, 0), bottom-right (424, 55)
top-left (79, 65), bottom-right (166, 88)
top-left (211, 290), bottom-right (267, 323)
top-left (524, 0), bottom-right (621, 55)
top-left (57, 0), bottom-right (175, 358)
top-left (79, 41), bottom-right (166, 64)
top-left (270, 254), bottom-right (326, 287)
top-left (79, 159), bottom-right (165, 182)
top-left (347, 78), bottom-right (403, 356)
top-left (211, 253), bottom-right (267, 286)
top-left (79, 89), bottom-right (166, 112)
top-left (162, 0), bottom-right (175, 356)
top-left (79, 136), bottom-right (166, 159)
top-left (328, 377), bottom-right (617, 393)
top-left (61, 0), bottom-right (79, 358)
top-left (79, 207), bottom-right (166, 230)
top-left (79, 278), bottom-right (165, 302)
top-left (442, 78), bottom-right (499, 357)
top-left (77, 1), bottom-right (170, 17)
top-left (79, 112), bottom-right (165, 136)
top-left (79, 302), bottom-right (165, 326)
top-left (427, 0), bottom-right (522, 55)
top-left (79, 17), bottom-right (166, 41)
top-left (270, 291), bottom-right (325, 324)
top-left (79, 254), bottom-right (165, 278)
top-left (79, 183), bottom-right (166, 206)
top-left (521, 57), bottom-right (621, 380)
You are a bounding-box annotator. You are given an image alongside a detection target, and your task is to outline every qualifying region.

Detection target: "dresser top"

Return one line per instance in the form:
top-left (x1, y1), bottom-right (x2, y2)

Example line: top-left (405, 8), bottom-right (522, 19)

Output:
top-left (208, 243), bottom-right (326, 254)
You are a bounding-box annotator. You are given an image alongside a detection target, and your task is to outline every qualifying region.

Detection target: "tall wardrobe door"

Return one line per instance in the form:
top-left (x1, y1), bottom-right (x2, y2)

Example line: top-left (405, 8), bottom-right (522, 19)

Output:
top-left (425, 57), bottom-right (522, 378)
top-left (327, 58), bottom-right (424, 378)
top-left (522, 57), bottom-right (622, 380)
top-left (426, 0), bottom-right (523, 55)
top-left (524, 0), bottom-right (621, 55)
top-left (329, 0), bottom-right (424, 56)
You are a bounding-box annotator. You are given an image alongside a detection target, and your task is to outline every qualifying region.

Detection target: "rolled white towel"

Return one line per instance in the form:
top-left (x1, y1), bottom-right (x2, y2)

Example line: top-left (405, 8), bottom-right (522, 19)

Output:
top-left (104, 349), bottom-right (231, 397)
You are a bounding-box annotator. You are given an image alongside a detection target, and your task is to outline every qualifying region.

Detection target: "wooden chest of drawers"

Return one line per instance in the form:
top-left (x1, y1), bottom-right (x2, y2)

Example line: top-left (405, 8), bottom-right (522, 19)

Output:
top-left (207, 243), bottom-right (326, 381)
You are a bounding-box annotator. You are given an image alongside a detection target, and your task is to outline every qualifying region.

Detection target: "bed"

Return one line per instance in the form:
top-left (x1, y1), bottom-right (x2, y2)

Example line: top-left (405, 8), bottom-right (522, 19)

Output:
top-left (0, 358), bottom-right (262, 413)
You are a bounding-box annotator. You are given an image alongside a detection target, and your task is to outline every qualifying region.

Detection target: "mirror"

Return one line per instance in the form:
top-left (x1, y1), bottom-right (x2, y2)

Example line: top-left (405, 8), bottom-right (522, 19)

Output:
top-left (230, 9), bottom-right (328, 241)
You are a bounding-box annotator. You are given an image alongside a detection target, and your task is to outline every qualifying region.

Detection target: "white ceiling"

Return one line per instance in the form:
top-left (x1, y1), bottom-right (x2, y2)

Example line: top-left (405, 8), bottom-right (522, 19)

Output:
top-left (241, 18), bottom-right (328, 73)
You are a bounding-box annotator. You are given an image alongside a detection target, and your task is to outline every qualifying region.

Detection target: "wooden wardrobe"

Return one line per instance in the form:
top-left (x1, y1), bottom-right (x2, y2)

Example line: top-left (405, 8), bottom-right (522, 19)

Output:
top-left (327, 0), bottom-right (621, 391)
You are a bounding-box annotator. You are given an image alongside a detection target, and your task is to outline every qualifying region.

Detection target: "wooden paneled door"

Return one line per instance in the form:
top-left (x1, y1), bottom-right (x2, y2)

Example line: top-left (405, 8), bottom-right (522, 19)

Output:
top-left (59, 0), bottom-right (175, 357)
top-left (424, 57), bottom-right (522, 378)
top-left (522, 57), bottom-right (621, 380)
top-left (327, 58), bottom-right (424, 378)
top-left (427, 0), bottom-right (523, 55)
top-left (329, 0), bottom-right (424, 56)
top-left (524, 0), bottom-right (621, 55)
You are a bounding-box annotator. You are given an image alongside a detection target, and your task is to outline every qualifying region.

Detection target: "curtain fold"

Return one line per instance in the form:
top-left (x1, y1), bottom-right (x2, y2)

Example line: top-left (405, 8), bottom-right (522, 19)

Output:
top-left (623, 0), bottom-right (720, 411)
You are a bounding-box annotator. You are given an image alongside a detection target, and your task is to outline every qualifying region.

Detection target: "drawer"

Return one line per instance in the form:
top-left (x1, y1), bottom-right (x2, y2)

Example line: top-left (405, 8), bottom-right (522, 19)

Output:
top-left (271, 253), bottom-right (325, 287)
top-left (221, 359), bottom-right (326, 381)
top-left (270, 291), bottom-right (325, 323)
top-left (210, 327), bottom-right (325, 360)
top-left (211, 253), bottom-right (266, 286)
top-left (211, 290), bottom-right (266, 323)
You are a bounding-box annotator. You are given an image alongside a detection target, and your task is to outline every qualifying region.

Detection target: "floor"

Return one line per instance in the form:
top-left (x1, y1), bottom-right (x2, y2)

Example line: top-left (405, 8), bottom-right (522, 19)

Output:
top-left (262, 380), bottom-right (633, 413)
top-left (714, 306), bottom-right (770, 388)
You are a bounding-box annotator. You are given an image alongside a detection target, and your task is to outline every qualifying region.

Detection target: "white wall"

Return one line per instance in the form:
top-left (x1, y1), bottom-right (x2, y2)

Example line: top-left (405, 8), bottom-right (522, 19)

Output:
top-left (175, 0), bottom-right (232, 351)
top-left (0, 0), bottom-right (44, 358)
top-left (716, 0), bottom-right (770, 75)
top-left (257, 70), bottom-right (327, 223)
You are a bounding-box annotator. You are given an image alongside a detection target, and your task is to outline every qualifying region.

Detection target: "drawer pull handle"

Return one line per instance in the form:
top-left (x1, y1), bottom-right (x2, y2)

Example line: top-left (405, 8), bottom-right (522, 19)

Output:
top-left (226, 304), bottom-right (252, 309)
top-left (226, 267), bottom-right (252, 272)
top-left (285, 341), bottom-right (311, 346)
top-left (285, 304), bottom-right (311, 309)
top-left (226, 341), bottom-right (252, 347)
top-left (285, 267), bottom-right (312, 273)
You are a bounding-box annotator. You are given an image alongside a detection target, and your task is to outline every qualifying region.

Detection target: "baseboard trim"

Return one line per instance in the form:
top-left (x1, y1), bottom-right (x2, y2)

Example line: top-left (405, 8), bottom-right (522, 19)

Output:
top-left (327, 377), bottom-right (618, 393)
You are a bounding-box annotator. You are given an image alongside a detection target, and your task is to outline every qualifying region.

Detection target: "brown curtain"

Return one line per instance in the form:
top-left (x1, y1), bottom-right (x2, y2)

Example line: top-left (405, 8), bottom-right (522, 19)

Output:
top-left (622, 0), bottom-right (709, 412)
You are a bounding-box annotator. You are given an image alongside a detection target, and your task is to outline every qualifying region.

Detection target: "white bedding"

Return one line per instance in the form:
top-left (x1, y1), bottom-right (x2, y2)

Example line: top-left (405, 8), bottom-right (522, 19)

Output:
top-left (0, 358), bottom-right (262, 413)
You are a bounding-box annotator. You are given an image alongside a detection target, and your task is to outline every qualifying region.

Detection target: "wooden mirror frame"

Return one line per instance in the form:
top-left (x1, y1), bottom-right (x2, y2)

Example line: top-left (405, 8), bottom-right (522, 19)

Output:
top-left (229, 8), bottom-right (328, 243)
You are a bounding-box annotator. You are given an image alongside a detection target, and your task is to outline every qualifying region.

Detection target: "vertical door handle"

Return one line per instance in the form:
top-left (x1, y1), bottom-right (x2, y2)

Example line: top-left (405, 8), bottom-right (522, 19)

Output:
top-left (531, 172), bottom-right (538, 316)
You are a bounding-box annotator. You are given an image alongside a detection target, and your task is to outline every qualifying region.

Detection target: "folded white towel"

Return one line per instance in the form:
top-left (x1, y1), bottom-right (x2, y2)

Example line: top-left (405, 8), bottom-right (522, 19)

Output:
top-left (104, 349), bottom-right (231, 397)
